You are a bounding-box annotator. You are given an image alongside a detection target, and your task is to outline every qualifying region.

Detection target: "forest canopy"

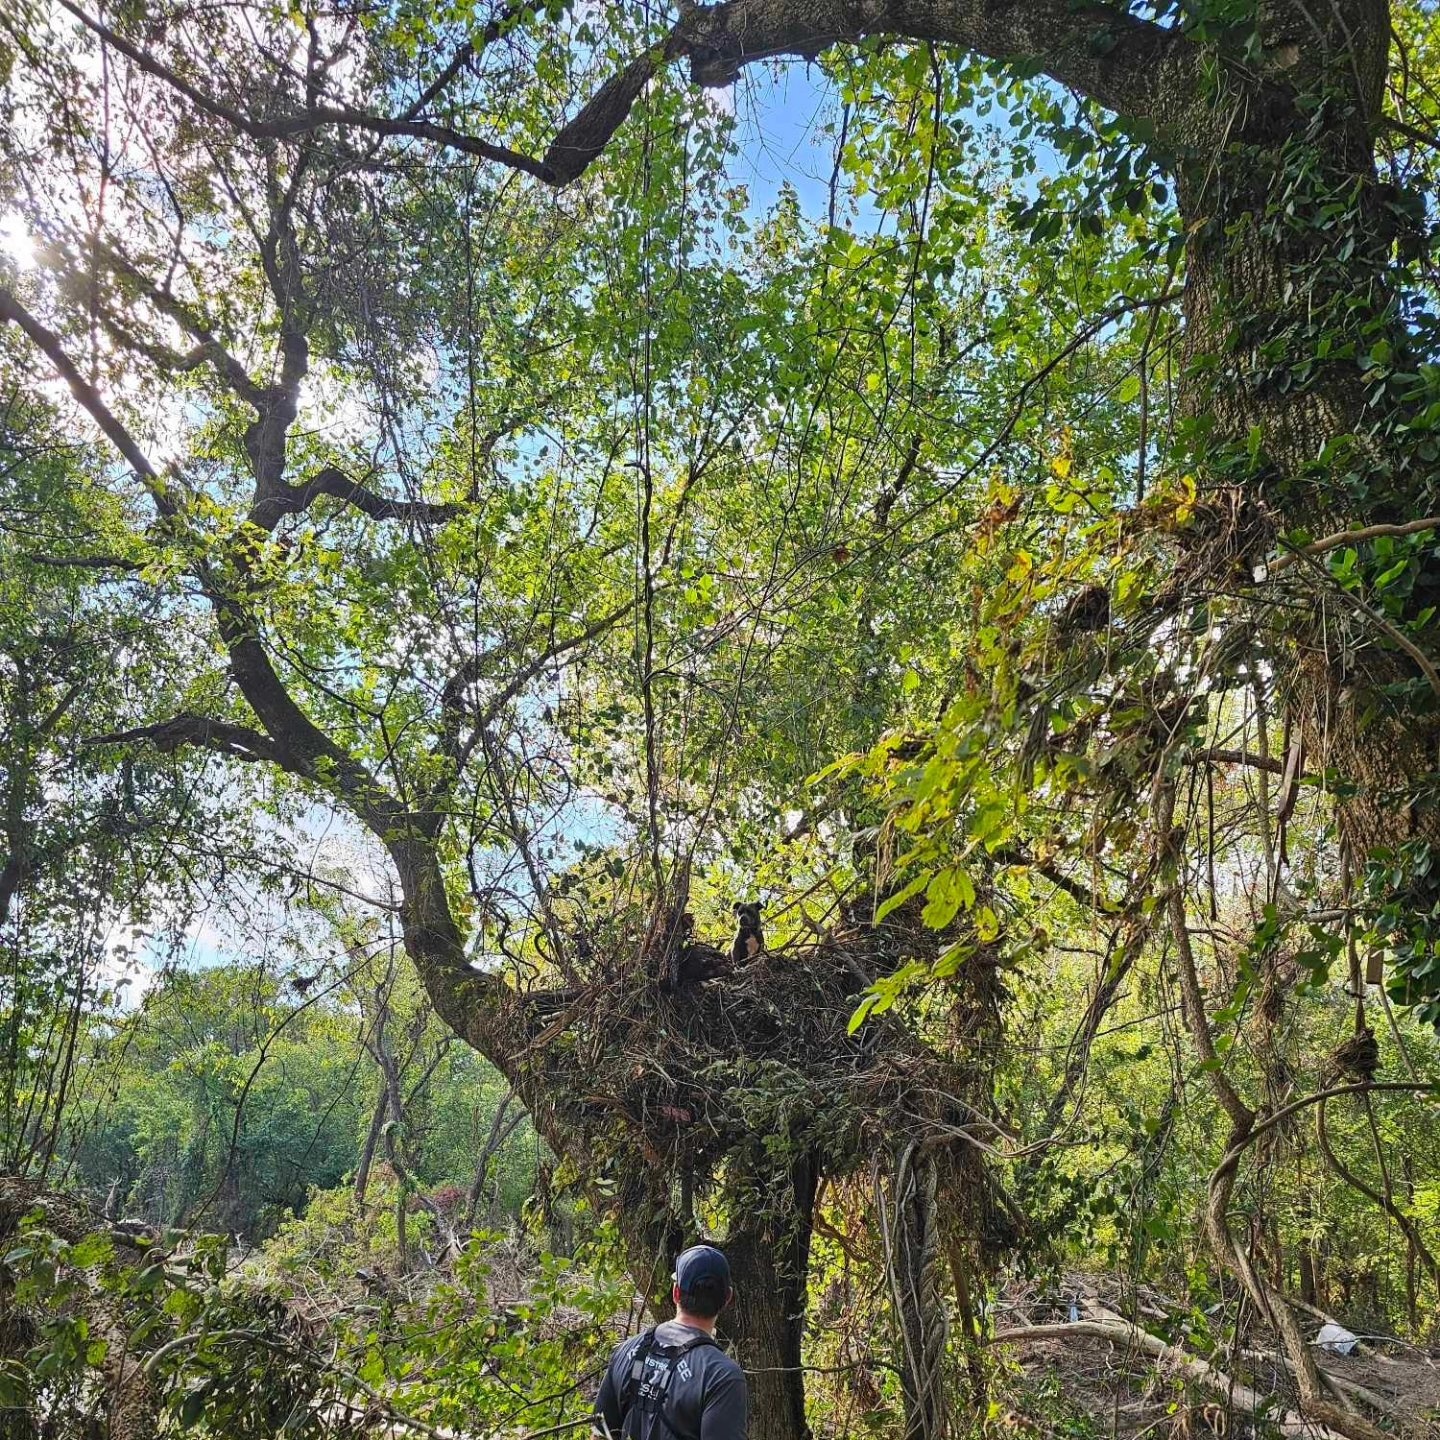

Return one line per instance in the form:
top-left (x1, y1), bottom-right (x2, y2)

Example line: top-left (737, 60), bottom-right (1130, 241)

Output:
top-left (2, 2), bottom-right (1440, 1438)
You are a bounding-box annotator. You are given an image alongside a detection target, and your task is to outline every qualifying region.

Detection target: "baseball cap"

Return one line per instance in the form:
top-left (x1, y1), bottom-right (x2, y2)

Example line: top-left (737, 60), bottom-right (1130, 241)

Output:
top-left (674, 1243), bottom-right (730, 1292)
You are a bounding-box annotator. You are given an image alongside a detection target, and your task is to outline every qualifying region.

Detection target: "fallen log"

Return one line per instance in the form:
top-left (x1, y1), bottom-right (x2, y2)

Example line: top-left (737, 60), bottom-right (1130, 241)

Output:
top-left (989, 1318), bottom-right (1348, 1439)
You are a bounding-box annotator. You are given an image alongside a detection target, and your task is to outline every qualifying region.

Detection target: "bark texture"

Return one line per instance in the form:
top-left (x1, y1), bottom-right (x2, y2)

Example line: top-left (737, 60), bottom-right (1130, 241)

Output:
top-left (720, 1154), bottom-right (817, 1440)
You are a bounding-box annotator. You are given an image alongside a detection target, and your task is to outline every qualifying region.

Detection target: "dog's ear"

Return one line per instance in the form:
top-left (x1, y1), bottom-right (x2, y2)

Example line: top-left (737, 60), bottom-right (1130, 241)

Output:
top-left (733, 901), bottom-right (743, 914)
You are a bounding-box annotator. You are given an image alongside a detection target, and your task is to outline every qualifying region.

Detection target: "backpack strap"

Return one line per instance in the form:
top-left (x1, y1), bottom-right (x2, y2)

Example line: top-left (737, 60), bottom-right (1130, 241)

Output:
top-left (649, 1331), bottom-right (718, 1395)
top-left (618, 1330), bottom-right (719, 1440)
top-left (620, 1328), bottom-right (658, 1412)
top-left (673, 1333), bottom-right (718, 1359)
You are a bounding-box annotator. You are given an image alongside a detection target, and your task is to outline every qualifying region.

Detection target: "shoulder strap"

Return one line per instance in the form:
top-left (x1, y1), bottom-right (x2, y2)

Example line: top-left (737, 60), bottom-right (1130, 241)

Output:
top-left (616, 1324), bottom-right (717, 1440)
top-left (672, 1333), bottom-right (718, 1357)
top-left (618, 1329), bottom-right (718, 1440)
top-left (621, 1328), bottom-right (658, 1407)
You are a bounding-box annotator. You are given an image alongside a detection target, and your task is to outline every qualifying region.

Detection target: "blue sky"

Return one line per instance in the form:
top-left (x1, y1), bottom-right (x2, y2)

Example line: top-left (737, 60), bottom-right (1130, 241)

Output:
top-left (728, 64), bottom-right (842, 218)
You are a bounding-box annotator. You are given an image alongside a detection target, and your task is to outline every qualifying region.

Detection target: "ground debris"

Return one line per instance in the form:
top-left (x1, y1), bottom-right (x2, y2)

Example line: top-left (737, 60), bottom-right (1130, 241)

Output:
top-left (986, 1271), bottom-right (1440, 1440)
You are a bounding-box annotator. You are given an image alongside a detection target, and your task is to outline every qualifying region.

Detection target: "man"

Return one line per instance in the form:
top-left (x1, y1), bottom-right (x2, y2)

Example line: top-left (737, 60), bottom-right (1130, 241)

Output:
top-left (593, 1244), bottom-right (748, 1440)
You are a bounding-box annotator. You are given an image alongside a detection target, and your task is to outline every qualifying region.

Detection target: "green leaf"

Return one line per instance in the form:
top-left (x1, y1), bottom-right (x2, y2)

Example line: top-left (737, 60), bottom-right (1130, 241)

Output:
top-left (876, 872), bottom-right (929, 921)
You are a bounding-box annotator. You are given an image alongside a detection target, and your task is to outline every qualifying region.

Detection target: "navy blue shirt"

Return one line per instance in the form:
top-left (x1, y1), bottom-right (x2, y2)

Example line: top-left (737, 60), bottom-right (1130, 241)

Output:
top-left (593, 1321), bottom-right (747, 1440)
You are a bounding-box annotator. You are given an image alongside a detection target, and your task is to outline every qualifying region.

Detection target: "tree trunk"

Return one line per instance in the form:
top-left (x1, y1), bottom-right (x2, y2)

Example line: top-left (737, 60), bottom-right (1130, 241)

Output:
top-left (720, 1157), bottom-right (816, 1440)
top-left (354, 1085), bottom-right (387, 1205)
top-left (465, 1091), bottom-right (520, 1228)
top-left (1170, 10), bottom-right (1435, 874)
top-left (601, 1151), bottom-right (816, 1440)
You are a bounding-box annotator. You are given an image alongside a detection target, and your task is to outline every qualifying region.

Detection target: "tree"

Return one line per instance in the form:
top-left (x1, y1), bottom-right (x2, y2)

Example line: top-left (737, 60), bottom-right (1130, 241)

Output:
top-left (0, 379), bottom-right (210, 1180)
top-left (0, 10), bottom-right (994, 1436)
top-left (5, 5), bottom-right (1440, 1439)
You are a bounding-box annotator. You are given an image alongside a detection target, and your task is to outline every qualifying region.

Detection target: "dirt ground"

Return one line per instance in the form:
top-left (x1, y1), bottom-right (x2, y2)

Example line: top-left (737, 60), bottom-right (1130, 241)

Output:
top-left (989, 1273), bottom-right (1440, 1439)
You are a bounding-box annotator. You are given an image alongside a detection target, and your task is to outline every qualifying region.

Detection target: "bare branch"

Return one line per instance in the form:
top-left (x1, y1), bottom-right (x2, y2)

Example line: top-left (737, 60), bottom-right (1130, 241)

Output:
top-left (991, 845), bottom-right (1122, 915)
top-left (1153, 782), bottom-right (1256, 1133)
top-left (543, 1), bottom-right (1188, 184)
top-left (88, 238), bottom-right (266, 407)
top-left (88, 713), bottom-right (286, 765)
top-left (60, 0), bottom-right (1188, 192)
top-left (399, 1), bottom-right (548, 121)
top-left (58, 0), bottom-right (552, 179)
top-left (991, 1320), bottom-right (1342, 1438)
top-left (1236, 1080), bottom-right (1439, 1155)
top-left (26, 552), bottom-right (144, 572)
top-left (1269, 516), bottom-right (1440, 575)
top-left (428, 593), bottom-right (644, 813)
top-left (1192, 747), bottom-right (1288, 776)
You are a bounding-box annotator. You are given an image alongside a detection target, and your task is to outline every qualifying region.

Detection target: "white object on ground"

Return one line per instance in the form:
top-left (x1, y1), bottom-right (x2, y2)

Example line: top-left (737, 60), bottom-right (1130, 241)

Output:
top-left (1313, 1323), bottom-right (1358, 1356)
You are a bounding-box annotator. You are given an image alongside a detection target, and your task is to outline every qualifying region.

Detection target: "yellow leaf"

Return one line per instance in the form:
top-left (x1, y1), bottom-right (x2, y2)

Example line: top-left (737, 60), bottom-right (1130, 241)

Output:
top-left (1050, 426), bottom-right (1075, 481)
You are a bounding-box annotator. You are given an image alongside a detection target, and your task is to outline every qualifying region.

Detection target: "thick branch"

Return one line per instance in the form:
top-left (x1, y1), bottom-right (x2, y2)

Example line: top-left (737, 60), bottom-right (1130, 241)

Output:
top-left (62, 0), bottom-right (1188, 191)
top-left (88, 713), bottom-right (285, 766)
top-left (88, 239), bottom-right (267, 408)
top-left (251, 466), bottom-right (462, 529)
top-left (992, 845), bottom-right (1122, 915)
top-left (546, 2), bottom-right (1187, 183)
top-left (990, 1320), bottom-right (1344, 1438)
top-left (26, 551), bottom-right (144, 572)
top-left (59, 0), bottom-right (552, 178)
top-left (671, 0), bottom-right (1181, 112)
top-left (1192, 747), bottom-right (1288, 776)
top-left (1268, 517), bottom-right (1440, 575)
top-left (2, 279), bottom-right (504, 1073)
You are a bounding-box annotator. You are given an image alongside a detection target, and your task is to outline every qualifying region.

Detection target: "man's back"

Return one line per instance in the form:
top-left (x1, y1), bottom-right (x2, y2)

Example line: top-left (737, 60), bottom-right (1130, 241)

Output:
top-left (594, 1320), bottom-right (747, 1440)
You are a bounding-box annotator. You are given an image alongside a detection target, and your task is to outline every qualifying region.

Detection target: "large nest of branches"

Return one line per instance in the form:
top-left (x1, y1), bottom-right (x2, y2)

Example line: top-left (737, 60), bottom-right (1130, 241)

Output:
top-left (512, 898), bottom-right (997, 1213)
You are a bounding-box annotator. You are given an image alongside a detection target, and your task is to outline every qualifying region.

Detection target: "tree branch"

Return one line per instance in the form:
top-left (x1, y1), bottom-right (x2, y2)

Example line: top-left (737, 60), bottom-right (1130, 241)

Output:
top-left (544, 3), bottom-right (1187, 183)
top-left (58, 0), bottom-right (553, 179)
top-left (0, 285), bottom-right (176, 514)
top-left (61, 0), bottom-right (1188, 191)
top-left (88, 713), bottom-right (286, 765)
top-left (1232, 1081), bottom-right (1439, 1157)
top-left (1268, 517), bottom-right (1440, 575)
top-left (431, 593), bottom-right (643, 793)
top-left (1293, 548), bottom-right (1440, 700)
top-left (93, 243), bottom-right (266, 407)
top-left (25, 552), bottom-right (144, 572)
top-left (399, 1), bottom-right (548, 121)
top-left (670, 0), bottom-right (1181, 113)
top-left (991, 845), bottom-right (1122, 915)
top-left (990, 1319), bottom-right (1345, 1438)
top-left (252, 466), bottom-right (462, 529)
top-left (1315, 1092), bottom-right (1440, 1292)
top-left (1191, 747), bottom-right (1289, 776)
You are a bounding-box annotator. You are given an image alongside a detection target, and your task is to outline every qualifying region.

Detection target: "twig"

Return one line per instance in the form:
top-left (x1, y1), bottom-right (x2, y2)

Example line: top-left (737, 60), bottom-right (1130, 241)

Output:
top-left (1290, 549), bottom-right (1440, 698)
